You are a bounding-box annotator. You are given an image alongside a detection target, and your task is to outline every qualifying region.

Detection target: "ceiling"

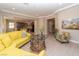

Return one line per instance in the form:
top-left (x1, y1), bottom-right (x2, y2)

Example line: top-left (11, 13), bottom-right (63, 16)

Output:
top-left (0, 3), bottom-right (75, 19)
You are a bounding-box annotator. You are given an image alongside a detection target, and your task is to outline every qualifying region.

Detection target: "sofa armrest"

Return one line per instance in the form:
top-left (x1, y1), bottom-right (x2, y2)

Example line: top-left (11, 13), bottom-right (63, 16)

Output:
top-left (11, 37), bottom-right (30, 48)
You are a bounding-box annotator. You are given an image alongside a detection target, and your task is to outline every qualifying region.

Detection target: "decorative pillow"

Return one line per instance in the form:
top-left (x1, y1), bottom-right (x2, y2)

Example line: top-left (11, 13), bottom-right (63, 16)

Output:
top-left (0, 40), bottom-right (5, 51)
top-left (21, 31), bottom-right (27, 38)
top-left (0, 34), bottom-right (12, 48)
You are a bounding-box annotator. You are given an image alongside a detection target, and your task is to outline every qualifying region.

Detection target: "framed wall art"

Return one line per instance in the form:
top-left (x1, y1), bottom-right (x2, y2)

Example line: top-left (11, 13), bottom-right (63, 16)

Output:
top-left (62, 18), bottom-right (79, 30)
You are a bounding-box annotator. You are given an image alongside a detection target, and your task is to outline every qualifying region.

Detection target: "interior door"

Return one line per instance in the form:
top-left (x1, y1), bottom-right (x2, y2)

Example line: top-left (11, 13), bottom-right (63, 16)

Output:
top-left (47, 18), bottom-right (55, 35)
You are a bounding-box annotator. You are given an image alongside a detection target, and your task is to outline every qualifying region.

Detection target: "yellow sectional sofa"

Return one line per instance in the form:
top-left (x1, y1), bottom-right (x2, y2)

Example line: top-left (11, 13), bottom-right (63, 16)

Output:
top-left (0, 31), bottom-right (45, 56)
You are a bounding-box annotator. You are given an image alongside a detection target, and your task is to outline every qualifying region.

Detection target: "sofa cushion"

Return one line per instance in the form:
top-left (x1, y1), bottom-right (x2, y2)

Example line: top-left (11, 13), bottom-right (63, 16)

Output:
top-left (11, 38), bottom-right (26, 47)
top-left (16, 31), bottom-right (23, 39)
top-left (0, 40), bottom-right (5, 51)
top-left (0, 47), bottom-right (37, 56)
top-left (0, 34), bottom-right (12, 48)
top-left (11, 36), bottom-right (31, 48)
top-left (8, 31), bottom-right (22, 41)
top-left (21, 31), bottom-right (27, 38)
top-left (10, 32), bottom-right (31, 48)
top-left (8, 31), bottom-right (19, 41)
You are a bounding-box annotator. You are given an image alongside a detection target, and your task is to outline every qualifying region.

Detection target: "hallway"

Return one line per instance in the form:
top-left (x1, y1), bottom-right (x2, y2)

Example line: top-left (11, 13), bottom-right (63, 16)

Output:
top-left (21, 35), bottom-right (79, 56)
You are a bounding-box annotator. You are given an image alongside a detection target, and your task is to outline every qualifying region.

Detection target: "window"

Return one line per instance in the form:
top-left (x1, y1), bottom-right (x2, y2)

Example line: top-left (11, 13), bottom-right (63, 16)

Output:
top-left (9, 22), bottom-right (14, 29)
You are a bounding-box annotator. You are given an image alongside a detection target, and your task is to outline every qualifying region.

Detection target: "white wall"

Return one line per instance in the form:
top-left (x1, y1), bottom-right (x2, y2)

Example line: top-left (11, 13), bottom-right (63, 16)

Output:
top-left (56, 5), bottom-right (79, 42)
top-left (0, 16), bottom-right (7, 33)
top-left (0, 16), bottom-right (2, 33)
top-left (0, 16), bottom-right (4, 33)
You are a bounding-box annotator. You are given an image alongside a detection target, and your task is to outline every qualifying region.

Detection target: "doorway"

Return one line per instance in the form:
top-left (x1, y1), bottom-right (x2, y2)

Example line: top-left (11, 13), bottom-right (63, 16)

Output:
top-left (16, 21), bottom-right (34, 33)
top-left (47, 18), bottom-right (55, 35)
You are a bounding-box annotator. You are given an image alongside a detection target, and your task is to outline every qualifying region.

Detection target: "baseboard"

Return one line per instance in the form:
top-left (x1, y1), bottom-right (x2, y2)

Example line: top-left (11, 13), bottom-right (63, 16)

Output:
top-left (70, 40), bottom-right (79, 44)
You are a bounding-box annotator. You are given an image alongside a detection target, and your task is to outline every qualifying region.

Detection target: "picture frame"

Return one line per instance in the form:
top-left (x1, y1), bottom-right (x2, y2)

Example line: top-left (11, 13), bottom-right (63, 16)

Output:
top-left (62, 18), bottom-right (79, 29)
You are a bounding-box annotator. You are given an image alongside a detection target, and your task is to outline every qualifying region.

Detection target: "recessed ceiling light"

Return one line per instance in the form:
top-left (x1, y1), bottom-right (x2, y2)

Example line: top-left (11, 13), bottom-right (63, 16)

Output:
top-left (12, 8), bottom-right (15, 10)
top-left (59, 3), bottom-right (63, 5)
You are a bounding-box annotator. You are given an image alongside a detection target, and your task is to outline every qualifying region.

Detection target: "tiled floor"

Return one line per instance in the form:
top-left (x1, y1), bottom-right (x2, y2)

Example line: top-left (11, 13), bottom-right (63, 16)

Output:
top-left (21, 35), bottom-right (79, 56)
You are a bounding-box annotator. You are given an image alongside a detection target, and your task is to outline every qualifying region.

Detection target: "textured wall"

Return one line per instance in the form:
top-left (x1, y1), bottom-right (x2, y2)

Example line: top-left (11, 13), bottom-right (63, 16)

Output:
top-left (34, 17), bottom-right (47, 35)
